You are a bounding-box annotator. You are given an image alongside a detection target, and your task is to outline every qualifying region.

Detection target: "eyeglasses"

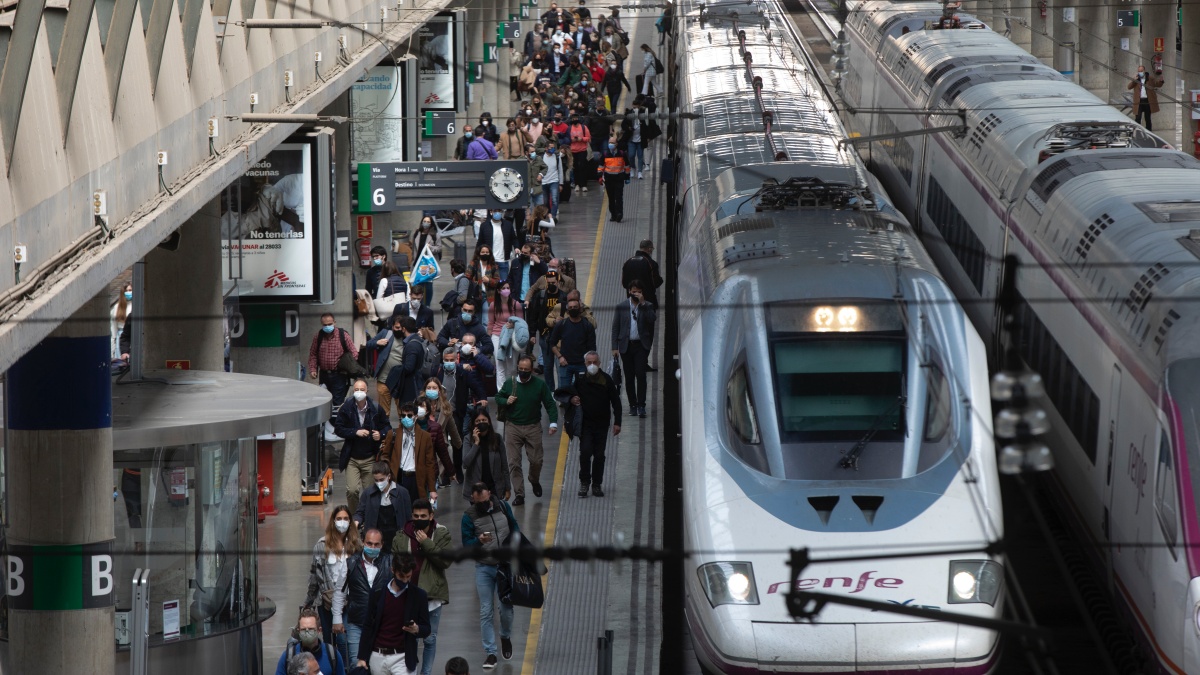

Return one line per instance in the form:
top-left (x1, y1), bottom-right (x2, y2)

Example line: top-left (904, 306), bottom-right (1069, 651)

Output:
top-left (401, 413), bottom-right (416, 419)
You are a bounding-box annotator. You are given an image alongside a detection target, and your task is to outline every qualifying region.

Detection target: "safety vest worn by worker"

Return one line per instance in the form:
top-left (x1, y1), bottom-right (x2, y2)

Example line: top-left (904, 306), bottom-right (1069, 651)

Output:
top-left (600, 154), bottom-right (627, 175)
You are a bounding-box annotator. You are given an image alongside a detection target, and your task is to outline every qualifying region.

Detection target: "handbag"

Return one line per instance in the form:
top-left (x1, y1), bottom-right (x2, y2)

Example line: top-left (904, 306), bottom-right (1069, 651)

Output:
top-left (335, 329), bottom-right (368, 378)
top-left (610, 355), bottom-right (623, 389)
top-left (498, 532), bottom-right (545, 608)
top-left (373, 276), bottom-right (405, 318)
top-left (496, 377), bottom-right (514, 422)
top-left (654, 56), bottom-right (665, 73)
top-left (319, 588), bottom-right (335, 611)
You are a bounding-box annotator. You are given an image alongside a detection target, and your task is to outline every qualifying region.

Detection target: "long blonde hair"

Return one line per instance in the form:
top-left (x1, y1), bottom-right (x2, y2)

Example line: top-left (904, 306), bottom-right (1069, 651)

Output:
top-left (115, 282), bottom-right (132, 324)
top-left (422, 377), bottom-right (455, 420)
top-left (323, 505), bottom-right (362, 557)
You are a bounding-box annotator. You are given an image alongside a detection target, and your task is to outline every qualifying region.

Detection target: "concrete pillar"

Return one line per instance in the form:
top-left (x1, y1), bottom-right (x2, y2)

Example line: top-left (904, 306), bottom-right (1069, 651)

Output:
top-left (144, 202), bottom-right (225, 372)
top-left (1051, 2), bottom-right (1079, 82)
top-left (5, 293), bottom-right (114, 674)
top-left (1140, 0), bottom-right (1179, 141)
top-left (1030, 0), bottom-right (1054, 66)
top-left (1078, 5), bottom-right (1109, 100)
top-left (1181, 0), bottom-right (1199, 151)
top-left (485, 1), bottom-right (500, 122)
top-left (1010, 0), bottom-right (1032, 53)
top-left (466, 0), bottom-right (485, 125)
top-left (274, 431), bottom-right (304, 510)
top-left (1112, 20), bottom-right (1141, 111)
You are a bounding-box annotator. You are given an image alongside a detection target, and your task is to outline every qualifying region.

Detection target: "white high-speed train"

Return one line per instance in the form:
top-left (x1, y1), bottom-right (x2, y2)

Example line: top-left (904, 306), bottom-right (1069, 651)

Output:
top-left (671, 0), bottom-right (1004, 671)
top-left (839, 3), bottom-right (1200, 672)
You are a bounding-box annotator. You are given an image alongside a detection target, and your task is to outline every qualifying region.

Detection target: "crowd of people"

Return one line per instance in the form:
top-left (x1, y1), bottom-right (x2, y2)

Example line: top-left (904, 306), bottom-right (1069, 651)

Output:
top-left (291, 6), bottom-right (670, 674)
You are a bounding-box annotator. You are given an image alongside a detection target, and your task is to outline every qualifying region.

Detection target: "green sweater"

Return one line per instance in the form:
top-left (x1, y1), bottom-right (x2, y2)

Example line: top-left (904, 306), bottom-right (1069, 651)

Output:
top-left (496, 376), bottom-right (558, 426)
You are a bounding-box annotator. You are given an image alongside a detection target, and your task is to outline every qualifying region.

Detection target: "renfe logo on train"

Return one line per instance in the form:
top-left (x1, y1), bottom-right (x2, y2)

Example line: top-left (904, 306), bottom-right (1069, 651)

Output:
top-left (766, 571), bottom-right (904, 594)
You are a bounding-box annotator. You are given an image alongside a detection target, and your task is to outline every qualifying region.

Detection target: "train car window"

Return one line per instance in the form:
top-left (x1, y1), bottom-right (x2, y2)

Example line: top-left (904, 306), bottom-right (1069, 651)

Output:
top-left (771, 338), bottom-right (906, 441)
top-left (923, 361), bottom-right (952, 443)
top-left (726, 365), bottom-right (761, 445)
top-left (1155, 430), bottom-right (1179, 558)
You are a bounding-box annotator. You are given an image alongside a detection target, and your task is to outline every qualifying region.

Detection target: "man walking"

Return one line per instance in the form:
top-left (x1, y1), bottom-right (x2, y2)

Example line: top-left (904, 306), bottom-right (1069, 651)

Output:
top-left (356, 553), bottom-right (431, 675)
top-left (496, 356), bottom-right (558, 505)
top-left (335, 380), bottom-right (391, 513)
top-left (547, 295), bottom-right (596, 389)
top-left (354, 462), bottom-right (413, 552)
top-left (339, 528), bottom-right (392, 667)
top-left (370, 316), bottom-right (425, 419)
top-left (566, 351), bottom-right (621, 497)
top-left (461, 482), bottom-right (521, 669)
top-left (620, 239), bottom-right (663, 306)
top-left (308, 313), bottom-right (358, 417)
top-left (394, 499), bottom-right (452, 675)
top-left (611, 280), bottom-right (656, 417)
top-left (598, 141), bottom-right (629, 222)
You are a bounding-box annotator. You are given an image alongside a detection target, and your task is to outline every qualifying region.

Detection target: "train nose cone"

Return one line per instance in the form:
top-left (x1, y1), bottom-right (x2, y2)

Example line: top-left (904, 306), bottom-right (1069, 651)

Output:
top-left (752, 622), bottom-right (854, 668)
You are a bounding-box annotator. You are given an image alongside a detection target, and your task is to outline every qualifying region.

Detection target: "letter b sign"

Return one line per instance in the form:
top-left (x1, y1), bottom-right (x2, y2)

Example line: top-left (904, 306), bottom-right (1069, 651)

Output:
top-left (6, 542), bottom-right (115, 610)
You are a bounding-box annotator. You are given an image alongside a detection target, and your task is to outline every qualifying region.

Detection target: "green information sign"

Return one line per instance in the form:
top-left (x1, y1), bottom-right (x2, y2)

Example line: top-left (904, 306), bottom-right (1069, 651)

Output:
top-left (7, 541), bottom-right (115, 610)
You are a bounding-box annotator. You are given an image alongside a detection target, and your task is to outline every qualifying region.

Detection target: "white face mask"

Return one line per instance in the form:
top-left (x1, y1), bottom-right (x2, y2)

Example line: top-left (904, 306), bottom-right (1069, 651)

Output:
top-left (586, 364), bottom-right (600, 375)
top-left (334, 519), bottom-right (350, 533)
top-left (353, 390), bottom-right (367, 402)
top-left (375, 480), bottom-right (389, 491)
top-left (417, 406), bottom-right (428, 418)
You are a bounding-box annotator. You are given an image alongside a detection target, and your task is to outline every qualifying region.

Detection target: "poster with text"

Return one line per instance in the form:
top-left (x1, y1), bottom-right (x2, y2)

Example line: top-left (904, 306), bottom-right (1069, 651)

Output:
top-left (418, 15), bottom-right (455, 109)
top-left (220, 143), bottom-right (316, 300)
top-left (350, 66), bottom-right (405, 163)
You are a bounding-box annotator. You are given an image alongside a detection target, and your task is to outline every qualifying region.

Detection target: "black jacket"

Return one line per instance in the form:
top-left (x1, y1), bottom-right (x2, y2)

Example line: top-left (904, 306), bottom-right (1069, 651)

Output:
top-left (389, 302), bottom-right (436, 330)
top-left (335, 398), bottom-right (392, 470)
top-left (384, 334), bottom-right (427, 404)
top-left (432, 364), bottom-right (490, 419)
top-left (603, 67), bottom-right (631, 98)
top-left (358, 580), bottom-right (431, 671)
top-left (343, 552), bottom-right (392, 627)
top-left (568, 371), bottom-right (622, 430)
top-left (621, 251), bottom-right (663, 303)
top-left (354, 483), bottom-right (413, 535)
top-left (475, 218), bottom-right (519, 262)
top-left (365, 265), bottom-right (385, 299)
top-left (505, 258), bottom-right (548, 300)
top-left (436, 317), bottom-right (492, 354)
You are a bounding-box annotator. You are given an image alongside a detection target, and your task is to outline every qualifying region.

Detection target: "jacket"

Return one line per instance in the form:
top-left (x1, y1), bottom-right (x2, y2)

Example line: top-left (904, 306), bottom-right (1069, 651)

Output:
top-left (340, 552), bottom-right (393, 627)
top-left (566, 370), bottom-right (622, 430)
top-left (474, 220), bottom-right (518, 266)
top-left (620, 251), bottom-right (664, 303)
top-left (522, 272), bottom-right (577, 305)
top-left (500, 130), bottom-right (530, 159)
top-left (611, 299), bottom-right (656, 353)
top-left (436, 316), bottom-right (493, 354)
top-left (496, 375), bottom-right (558, 426)
top-left (461, 433), bottom-right (512, 500)
top-left (544, 301), bottom-right (597, 332)
top-left (466, 136), bottom-right (499, 160)
top-left (380, 424), bottom-right (437, 499)
top-left (568, 123), bottom-right (592, 153)
top-left (383, 334), bottom-right (427, 405)
top-left (389, 302), bottom-right (435, 330)
top-left (357, 580), bottom-right (431, 671)
top-left (1128, 73), bottom-right (1165, 113)
top-left (393, 520), bottom-right (452, 603)
top-left (304, 537), bottom-right (351, 608)
top-left (453, 134), bottom-right (473, 160)
top-left (599, 151), bottom-right (628, 178)
top-left (275, 638), bottom-right (345, 675)
top-left (526, 286), bottom-right (568, 336)
top-left (354, 481), bottom-right (413, 534)
top-left (461, 495), bottom-right (520, 565)
top-left (529, 154), bottom-right (549, 189)
top-left (603, 67), bottom-right (631, 96)
top-left (497, 316), bottom-right (531, 362)
top-left (505, 258), bottom-right (548, 299)
top-left (334, 398), bottom-right (391, 471)
top-left (547, 315), bottom-right (598, 365)
top-left (432, 364), bottom-right (490, 419)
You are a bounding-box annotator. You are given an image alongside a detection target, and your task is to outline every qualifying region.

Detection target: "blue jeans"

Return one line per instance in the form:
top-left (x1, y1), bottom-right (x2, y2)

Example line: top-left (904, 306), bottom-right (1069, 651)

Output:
top-left (531, 190), bottom-right (545, 206)
top-left (542, 182), bottom-right (561, 217)
top-left (475, 563), bottom-right (514, 656)
top-left (497, 261), bottom-right (510, 282)
top-left (317, 606), bottom-right (350, 667)
top-left (557, 363), bottom-right (585, 389)
top-left (345, 622), bottom-right (363, 667)
top-left (628, 141), bottom-right (644, 172)
top-left (421, 605), bottom-right (443, 675)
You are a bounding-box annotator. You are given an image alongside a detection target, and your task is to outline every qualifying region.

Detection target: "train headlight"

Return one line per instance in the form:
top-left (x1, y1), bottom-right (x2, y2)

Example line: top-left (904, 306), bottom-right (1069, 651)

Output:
top-left (698, 562), bottom-right (760, 606)
top-left (947, 560), bottom-right (1003, 605)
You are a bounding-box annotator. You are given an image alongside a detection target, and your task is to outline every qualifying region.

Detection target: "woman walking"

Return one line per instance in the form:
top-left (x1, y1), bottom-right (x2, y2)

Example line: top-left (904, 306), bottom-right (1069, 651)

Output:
top-left (640, 44), bottom-right (659, 96)
top-left (304, 506), bottom-right (361, 667)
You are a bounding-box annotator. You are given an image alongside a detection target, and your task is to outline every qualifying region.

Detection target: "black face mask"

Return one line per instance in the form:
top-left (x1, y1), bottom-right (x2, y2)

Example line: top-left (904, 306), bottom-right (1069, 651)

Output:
top-left (568, 307), bottom-right (582, 318)
top-left (475, 501), bottom-right (491, 515)
top-left (476, 423), bottom-right (491, 434)
top-left (412, 519), bottom-right (430, 531)
top-left (521, 253), bottom-right (530, 261)
top-left (517, 371), bottom-right (533, 383)
top-left (547, 283), bottom-right (558, 292)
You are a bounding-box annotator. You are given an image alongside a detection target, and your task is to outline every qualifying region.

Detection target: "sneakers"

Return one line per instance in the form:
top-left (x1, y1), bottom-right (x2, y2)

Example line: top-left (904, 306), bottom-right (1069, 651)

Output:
top-left (629, 407), bottom-right (638, 416)
top-left (583, 186), bottom-right (589, 192)
top-left (579, 482), bottom-right (590, 497)
top-left (574, 185), bottom-right (580, 193)
top-left (531, 481), bottom-right (543, 497)
top-left (484, 654), bottom-right (498, 669)
top-left (512, 494), bottom-right (525, 506)
top-left (502, 637), bottom-right (513, 660)
top-left (638, 406), bottom-right (648, 418)
top-left (638, 171), bottom-right (644, 179)
top-left (592, 485), bottom-right (605, 497)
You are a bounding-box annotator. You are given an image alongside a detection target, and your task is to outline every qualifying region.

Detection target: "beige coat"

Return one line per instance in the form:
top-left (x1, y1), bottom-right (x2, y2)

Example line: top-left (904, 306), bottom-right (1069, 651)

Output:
top-left (1128, 73), bottom-right (1164, 113)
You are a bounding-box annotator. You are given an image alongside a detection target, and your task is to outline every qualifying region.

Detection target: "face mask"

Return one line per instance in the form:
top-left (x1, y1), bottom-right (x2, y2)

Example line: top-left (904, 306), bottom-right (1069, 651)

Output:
top-left (124, 291), bottom-right (133, 301)
top-left (461, 343), bottom-right (475, 356)
top-left (517, 371), bottom-right (533, 383)
top-left (586, 364), bottom-right (600, 375)
top-left (353, 390), bottom-right (367, 402)
top-left (608, 143), bottom-right (616, 151)
top-left (401, 416), bottom-right (415, 429)
top-left (443, 361), bottom-right (456, 372)
top-left (426, 388), bottom-right (440, 400)
top-left (610, 65), bottom-right (616, 70)
top-left (521, 252), bottom-right (530, 261)
top-left (392, 580), bottom-right (408, 592)
top-left (475, 501), bottom-right (491, 515)
top-left (461, 312), bottom-right (474, 323)
top-left (322, 325), bottom-right (335, 334)
top-left (411, 299), bottom-right (422, 308)
top-left (547, 283), bottom-right (558, 292)
top-left (417, 406), bottom-right (428, 418)
top-left (533, 118), bottom-right (541, 124)
top-left (568, 307), bottom-right (582, 318)
top-left (298, 629), bottom-right (319, 648)
top-left (335, 519), bottom-right (350, 533)
top-left (422, 220), bottom-right (433, 228)
top-left (492, 213), bottom-right (503, 221)
top-left (477, 422), bottom-right (492, 434)
top-left (412, 519), bottom-right (430, 531)
top-left (375, 479), bottom-right (389, 492)
top-left (501, 288), bottom-right (512, 298)
top-left (525, 108), bottom-right (533, 115)
top-left (548, 149), bottom-right (557, 155)
top-left (364, 546), bottom-right (381, 559)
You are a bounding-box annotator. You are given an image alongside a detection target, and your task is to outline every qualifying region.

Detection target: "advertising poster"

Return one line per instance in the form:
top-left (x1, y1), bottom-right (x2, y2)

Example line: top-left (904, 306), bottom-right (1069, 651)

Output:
top-left (418, 15), bottom-right (455, 109)
top-left (350, 66), bottom-right (405, 163)
top-left (220, 143), bottom-right (315, 299)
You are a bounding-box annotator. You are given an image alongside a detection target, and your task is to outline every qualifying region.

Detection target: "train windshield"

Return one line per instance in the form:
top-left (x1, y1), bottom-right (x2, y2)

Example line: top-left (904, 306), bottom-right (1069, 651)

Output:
top-left (767, 301), bottom-right (907, 443)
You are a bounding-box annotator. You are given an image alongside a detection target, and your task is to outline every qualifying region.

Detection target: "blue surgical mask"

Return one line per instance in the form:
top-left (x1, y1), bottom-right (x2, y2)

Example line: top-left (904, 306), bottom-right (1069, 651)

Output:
top-left (443, 361), bottom-right (456, 372)
top-left (548, 148), bottom-right (557, 155)
top-left (364, 546), bottom-right (381, 559)
top-left (322, 325), bottom-right (335, 334)
top-left (461, 312), bottom-right (474, 323)
top-left (608, 143), bottom-right (616, 151)
top-left (401, 417), bottom-right (415, 429)
top-left (466, 132), bottom-right (474, 139)
top-left (426, 389), bottom-right (440, 399)
top-left (373, 258), bottom-right (383, 266)
top-left (123, 291), bottom-right (133, 301)
top-left (492, 213), bottom-right (503, 221)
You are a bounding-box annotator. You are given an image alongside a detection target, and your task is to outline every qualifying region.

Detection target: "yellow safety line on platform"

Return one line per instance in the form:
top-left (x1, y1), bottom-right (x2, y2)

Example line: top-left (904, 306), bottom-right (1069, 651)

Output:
top-left (520, 197), bottom-right (610, 675)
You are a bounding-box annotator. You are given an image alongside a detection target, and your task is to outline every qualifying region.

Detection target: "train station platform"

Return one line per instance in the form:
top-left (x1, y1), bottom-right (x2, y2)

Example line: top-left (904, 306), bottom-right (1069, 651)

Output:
top-left (259, 20), bottom-right (668, 672)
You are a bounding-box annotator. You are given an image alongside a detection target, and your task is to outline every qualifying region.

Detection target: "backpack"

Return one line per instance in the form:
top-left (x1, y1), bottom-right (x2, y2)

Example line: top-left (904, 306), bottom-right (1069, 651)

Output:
top-left (292, 641), bottom-right (338, 672)
top-left (617, 29), bottom-right (630, 46)
top-left (419, 337), bottom-right (440, 380)
top-left (653, 55), bottom-right (665, 73)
